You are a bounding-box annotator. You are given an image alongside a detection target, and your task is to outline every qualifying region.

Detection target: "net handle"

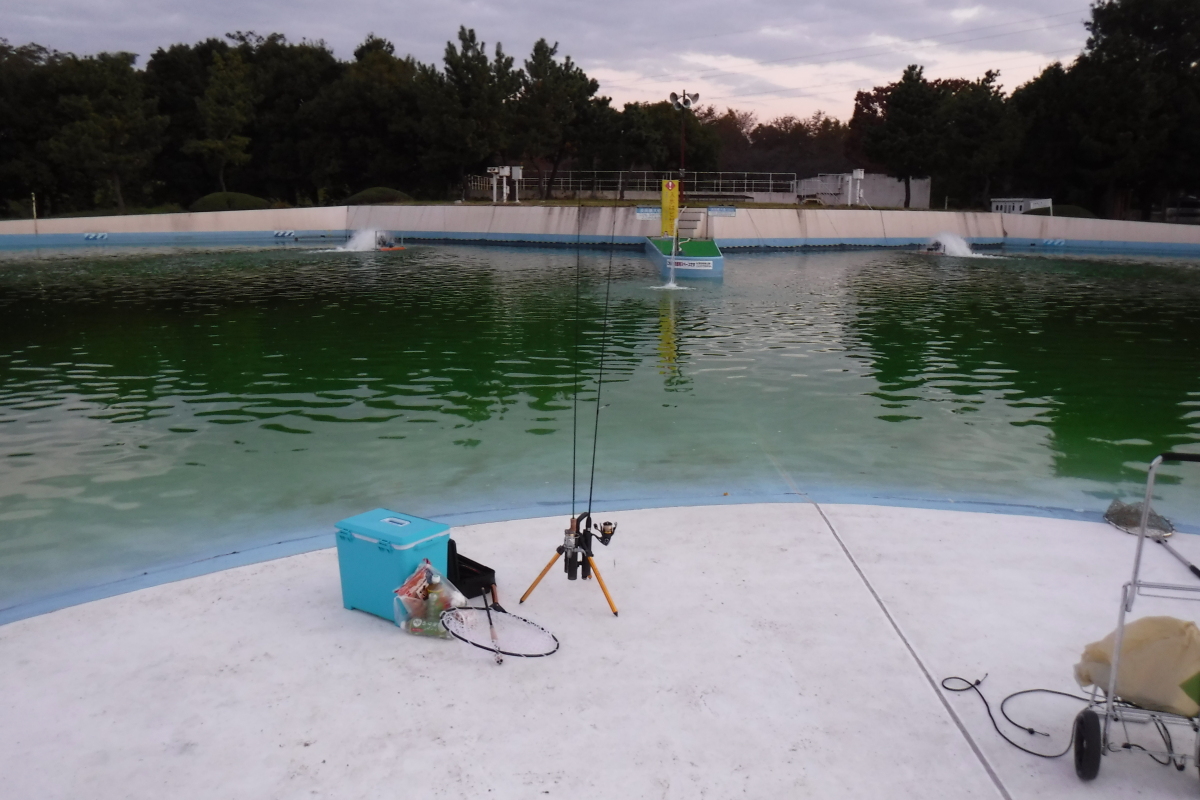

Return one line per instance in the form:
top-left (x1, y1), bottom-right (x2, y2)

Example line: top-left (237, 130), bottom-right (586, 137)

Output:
top-left (483, 586), bottom-right (502, 664)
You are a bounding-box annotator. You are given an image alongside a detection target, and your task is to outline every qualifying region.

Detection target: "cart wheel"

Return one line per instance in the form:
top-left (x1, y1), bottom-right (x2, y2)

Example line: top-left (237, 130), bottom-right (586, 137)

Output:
top-left (1074, 709), bottom-right (1102, 781)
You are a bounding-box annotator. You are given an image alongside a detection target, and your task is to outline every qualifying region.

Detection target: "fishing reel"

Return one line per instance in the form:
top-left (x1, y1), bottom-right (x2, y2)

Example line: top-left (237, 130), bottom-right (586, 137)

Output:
top-left (559, 513), bottom-right (617, 581)
top-left (521, 512), bottom-right (620, 615)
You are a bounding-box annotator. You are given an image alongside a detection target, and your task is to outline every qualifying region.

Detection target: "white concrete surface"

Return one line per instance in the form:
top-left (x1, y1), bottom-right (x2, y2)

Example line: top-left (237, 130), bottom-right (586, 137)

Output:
top-left (5, 204), bottom-right (1200, 252)
top-left (3, 503), bottom-right (1198, 798)
top-left (0, 206), bottom-right (350, 236)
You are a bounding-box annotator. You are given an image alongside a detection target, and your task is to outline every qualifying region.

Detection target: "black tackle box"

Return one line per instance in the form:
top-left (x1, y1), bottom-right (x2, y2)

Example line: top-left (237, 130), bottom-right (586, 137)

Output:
top-left (446, 538), bottom-right (497, 600)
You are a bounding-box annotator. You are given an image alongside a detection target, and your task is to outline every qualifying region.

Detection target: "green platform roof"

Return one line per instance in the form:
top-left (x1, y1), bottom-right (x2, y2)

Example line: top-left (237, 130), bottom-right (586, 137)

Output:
top-left (649, 238), bottom-right (722, 257)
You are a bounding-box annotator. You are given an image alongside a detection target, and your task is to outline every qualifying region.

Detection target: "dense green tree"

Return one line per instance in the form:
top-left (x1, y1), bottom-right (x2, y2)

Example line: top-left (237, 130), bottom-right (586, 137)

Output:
top-left (144, 38), bottom-right (231, 205)
top-left (1008, 63), bottom-right (1088, 207)
top-left (229, 33), bottom-right (343, 203)
top-left (850, 65), bottom-right (945, 207)
top-left (418, 27), bottom-right (521, 198)
top-left (182, 51), bottom-right (255, 193)
top-left (636, 101), bottom-right (720, 172)
top-left (1009, 0), bottom-right (1200, 218)
top-left (706, 109), bottom-right (756, 170)
top-left (714, 110), bottom-right (855, 175)
top-left (301, 35), bottom-right (422, 199)
top-left (44, 53), bottom-right (167, 211)
top-left (1077, 0), bottom-right (1200, 216)
top-left (935, 71), bottom-right (1018, 207)
top-left (514, 39), bottom-right (601, 198)
top-left (0, 41), bottom-right (62, 215)
top-left (575, 101), bottom-right (669, 173)
top-left (851, 68), bottom-right (1016, 209)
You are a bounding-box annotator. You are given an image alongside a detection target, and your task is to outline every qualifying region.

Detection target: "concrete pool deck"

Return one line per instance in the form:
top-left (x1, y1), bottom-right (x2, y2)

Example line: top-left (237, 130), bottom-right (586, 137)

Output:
top-left (3, 502), bottom-right (1199, 798)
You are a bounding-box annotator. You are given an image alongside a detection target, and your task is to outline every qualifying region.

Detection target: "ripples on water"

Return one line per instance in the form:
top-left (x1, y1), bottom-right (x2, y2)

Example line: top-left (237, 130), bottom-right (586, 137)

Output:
top-left (1, 245), bottom-right (1198, 611)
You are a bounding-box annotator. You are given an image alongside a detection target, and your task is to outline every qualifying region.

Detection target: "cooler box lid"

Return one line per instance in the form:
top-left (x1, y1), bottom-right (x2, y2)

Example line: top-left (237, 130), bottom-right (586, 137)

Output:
top-left (334, 508), bottom-right (449, 549)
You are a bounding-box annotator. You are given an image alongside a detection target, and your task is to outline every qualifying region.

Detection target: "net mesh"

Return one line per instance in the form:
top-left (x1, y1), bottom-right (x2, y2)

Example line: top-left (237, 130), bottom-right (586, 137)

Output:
top-left (1105, 499), bottom-right (1175, 537)
top-left (441, 607), bottom-right (559, 658)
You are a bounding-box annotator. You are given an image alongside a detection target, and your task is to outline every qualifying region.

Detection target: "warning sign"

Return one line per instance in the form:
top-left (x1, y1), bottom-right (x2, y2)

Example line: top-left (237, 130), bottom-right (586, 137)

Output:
top-left (661, 180), bottom-right (679, 236)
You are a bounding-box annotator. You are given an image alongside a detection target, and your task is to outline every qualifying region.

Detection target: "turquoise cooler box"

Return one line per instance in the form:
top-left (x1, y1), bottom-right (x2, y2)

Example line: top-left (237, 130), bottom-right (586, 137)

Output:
top-left (335, 508), bottom-right (450, 622)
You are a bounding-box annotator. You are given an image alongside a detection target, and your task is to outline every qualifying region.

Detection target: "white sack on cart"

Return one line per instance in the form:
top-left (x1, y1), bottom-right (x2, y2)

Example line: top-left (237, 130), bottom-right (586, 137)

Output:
top-left (1075, 616), bottom-right (1200, 718)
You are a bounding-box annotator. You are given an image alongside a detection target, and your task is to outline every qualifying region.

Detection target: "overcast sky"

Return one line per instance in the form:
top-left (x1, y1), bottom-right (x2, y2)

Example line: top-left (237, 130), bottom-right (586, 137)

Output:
top-left (2, 0), bottom-right (1092, 121)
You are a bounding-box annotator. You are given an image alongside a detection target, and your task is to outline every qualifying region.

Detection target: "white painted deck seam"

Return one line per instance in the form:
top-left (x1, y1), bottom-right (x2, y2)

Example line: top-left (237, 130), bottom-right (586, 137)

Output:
top-left (763, 449), bottom-right (1013, 800)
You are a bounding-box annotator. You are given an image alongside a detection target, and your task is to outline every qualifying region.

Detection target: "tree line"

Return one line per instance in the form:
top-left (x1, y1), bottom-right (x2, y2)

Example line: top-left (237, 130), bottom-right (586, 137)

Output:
top-left (0, 0), bottom-right (1195, 220)
top-left (0, 27), bottom-right (732, 217)
top-left (848, 0), bottom-right (1200, 218)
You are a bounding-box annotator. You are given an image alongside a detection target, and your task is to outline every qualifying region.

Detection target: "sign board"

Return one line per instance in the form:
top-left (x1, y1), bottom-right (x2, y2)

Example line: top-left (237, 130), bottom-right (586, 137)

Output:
top-left (661, 180), bottom-right (679, 236)
top-left (707, 206), bottom-right (737, 217)
top-left (1028, 198), bottom-right (1053, 211)
top-left (635, 206), bottom-right (662, 221)
top-left (668, 258), bottom-right (714, 270)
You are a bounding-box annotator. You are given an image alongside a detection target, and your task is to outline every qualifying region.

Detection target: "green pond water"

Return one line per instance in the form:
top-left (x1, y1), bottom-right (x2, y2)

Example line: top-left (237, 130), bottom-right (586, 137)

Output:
top-left (2, 244), bottom-right (1199, 615)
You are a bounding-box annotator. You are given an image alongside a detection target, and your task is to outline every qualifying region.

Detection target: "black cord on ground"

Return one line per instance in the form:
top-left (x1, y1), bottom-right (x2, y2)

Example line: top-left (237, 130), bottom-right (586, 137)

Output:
top-left (942, 675), bottom-right (1181, 767)
top-left (942, 676), bottom-right (1076, 758)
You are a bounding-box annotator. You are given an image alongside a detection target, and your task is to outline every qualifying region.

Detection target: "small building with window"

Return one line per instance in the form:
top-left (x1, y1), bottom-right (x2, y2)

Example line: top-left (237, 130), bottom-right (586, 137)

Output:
top-left (991, 198), bottom-right (1052, 214)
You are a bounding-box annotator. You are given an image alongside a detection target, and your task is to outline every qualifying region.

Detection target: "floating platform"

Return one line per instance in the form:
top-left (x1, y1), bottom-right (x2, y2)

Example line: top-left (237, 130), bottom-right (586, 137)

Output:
top-left (2, 502), bottom-right (1195, 798)
top-left (645, 236), bottom-right (724, 279)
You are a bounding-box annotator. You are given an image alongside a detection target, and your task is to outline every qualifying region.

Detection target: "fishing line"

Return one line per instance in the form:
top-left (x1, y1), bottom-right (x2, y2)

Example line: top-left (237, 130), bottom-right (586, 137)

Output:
top-left (585, 208), bottom-right (619, 517)
top-left (571, 202), bottom-right (583, 516)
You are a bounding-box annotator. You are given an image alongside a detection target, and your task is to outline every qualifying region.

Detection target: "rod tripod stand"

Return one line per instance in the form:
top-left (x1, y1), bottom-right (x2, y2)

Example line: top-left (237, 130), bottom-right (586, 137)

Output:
top-left (520, 513), bottom-right (618, 616)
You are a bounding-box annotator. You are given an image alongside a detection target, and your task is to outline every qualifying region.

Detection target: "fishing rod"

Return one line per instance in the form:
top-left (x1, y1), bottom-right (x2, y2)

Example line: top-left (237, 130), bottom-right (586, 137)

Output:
top-left (520, 203), bottom-right (620, 615)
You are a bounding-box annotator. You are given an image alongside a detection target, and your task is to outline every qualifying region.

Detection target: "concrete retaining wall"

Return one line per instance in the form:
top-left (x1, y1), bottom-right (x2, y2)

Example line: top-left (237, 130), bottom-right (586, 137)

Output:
top-left (347, 204), bottom-right (657, 245)
top-left (0, 207), bottom-right (351, 250)
top-left (3, 204), bottom-right (1200, 256)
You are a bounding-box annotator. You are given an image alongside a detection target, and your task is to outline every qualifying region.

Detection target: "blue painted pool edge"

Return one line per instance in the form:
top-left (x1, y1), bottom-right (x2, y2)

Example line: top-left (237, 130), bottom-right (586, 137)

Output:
top-left (0, 229), bottom-right (350, 250)
top-left (6, 228), bottom-right (1200, 257)
top-left (4, 490), bottom-right (1190, 627)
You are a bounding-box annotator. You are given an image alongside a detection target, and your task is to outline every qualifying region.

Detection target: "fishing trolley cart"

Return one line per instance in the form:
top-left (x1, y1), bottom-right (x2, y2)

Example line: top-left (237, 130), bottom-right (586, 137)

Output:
top-left (1075, 452), bottom-right (1200, 781)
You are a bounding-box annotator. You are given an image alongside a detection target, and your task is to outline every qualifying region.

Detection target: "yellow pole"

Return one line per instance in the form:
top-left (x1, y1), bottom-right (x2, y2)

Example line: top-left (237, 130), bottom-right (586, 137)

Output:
top-left (661, 179), bottom-right (679, 237)
top-left (586, 556), bottom-right (619, 616)
top-left (519, 551), bottom-right (561, 604)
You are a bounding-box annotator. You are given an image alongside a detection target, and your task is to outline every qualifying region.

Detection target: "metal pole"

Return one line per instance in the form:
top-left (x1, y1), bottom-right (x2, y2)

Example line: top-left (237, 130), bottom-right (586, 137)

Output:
top-left (1130, 457), bottom-right (1162, 600)
top-left (31, 192), bottom-right (38, 237)
top-left (680, 111), bottom-right (686, 203)
top-left (1105, 455), bottom-right (1164, 743)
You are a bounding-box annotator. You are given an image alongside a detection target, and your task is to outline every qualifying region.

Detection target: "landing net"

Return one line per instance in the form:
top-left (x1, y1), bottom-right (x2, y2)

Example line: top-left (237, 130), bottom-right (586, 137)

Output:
top-left (1104, 499), bottom-right (1175, 537)
top-left (441, 607), bottom-right (560, 658)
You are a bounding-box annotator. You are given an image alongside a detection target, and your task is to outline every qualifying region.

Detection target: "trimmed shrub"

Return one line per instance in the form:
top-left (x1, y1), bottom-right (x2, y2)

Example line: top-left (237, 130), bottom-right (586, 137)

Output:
top-left (189, 192), bottom-right (271, 213)
top-left (344, 187), bottom-right (413, 205)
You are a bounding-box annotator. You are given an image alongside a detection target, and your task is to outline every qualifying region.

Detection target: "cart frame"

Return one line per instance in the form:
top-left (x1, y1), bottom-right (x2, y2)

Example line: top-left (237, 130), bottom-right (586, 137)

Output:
top-left (1076, 452), bottom-right (1200, 780)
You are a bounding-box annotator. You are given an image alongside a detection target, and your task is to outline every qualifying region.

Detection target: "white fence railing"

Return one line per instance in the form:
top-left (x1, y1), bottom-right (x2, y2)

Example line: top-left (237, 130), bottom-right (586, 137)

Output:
top-left (469, 170), bottom-right (798, 197)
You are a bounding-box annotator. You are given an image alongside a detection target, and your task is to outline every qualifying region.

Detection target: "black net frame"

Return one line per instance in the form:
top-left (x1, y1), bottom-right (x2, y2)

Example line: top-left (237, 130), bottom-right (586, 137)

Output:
top-left (440, 606), bottom-right (560, 658)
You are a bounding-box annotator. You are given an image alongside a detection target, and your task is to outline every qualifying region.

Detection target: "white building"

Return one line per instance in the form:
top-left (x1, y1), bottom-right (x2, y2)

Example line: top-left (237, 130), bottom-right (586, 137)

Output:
top-left (991, 198), bottom-right (1052, 214)
top-left (798, 173), bottom-right (932, 209)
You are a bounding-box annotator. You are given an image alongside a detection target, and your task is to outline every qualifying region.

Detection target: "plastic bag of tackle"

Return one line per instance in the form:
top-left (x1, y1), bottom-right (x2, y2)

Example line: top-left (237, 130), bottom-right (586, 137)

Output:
top-left (393, 558), bottom-right (467, 638)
